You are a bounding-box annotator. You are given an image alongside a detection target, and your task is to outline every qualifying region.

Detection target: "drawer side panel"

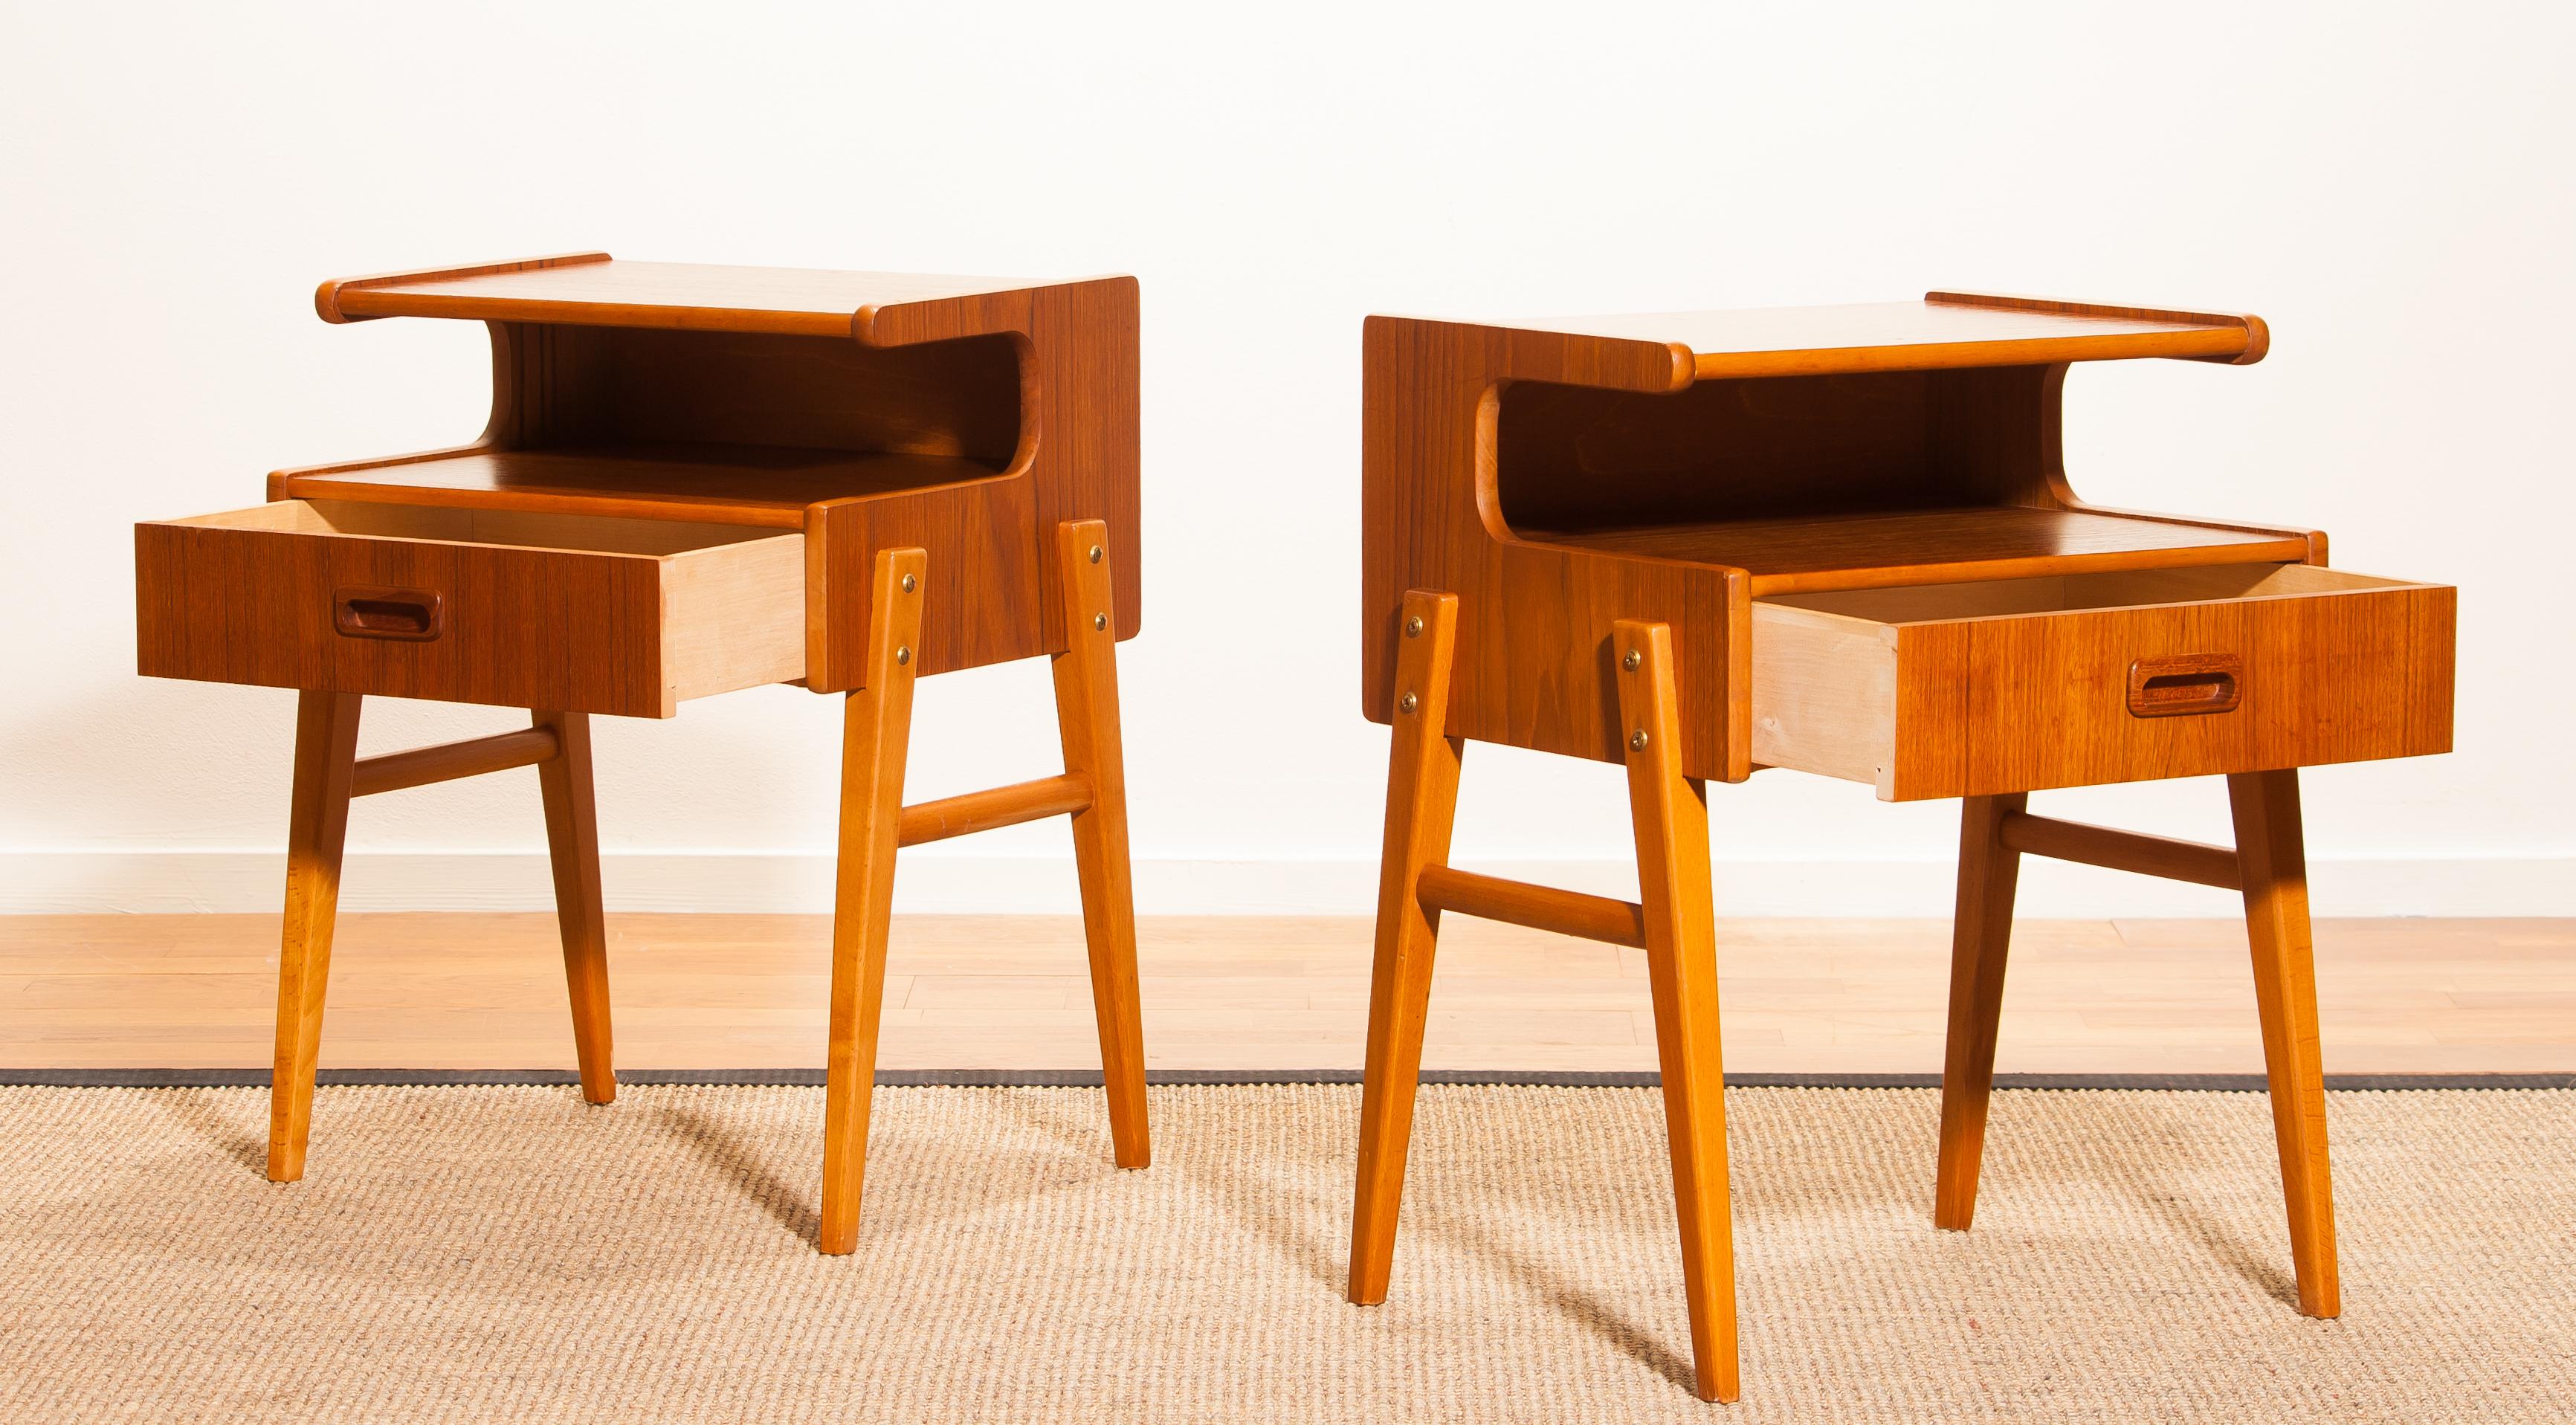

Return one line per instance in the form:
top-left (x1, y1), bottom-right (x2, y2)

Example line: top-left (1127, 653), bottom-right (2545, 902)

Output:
top-left (1749, 604), bottom-right (1900, 788)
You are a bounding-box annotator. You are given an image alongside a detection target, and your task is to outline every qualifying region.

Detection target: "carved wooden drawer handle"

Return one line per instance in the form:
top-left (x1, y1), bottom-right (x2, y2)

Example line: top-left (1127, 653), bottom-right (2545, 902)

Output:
top-left (2127, 653), bottom-right (2242, 718)
top-left (332, 585), bottom-right (445, 642)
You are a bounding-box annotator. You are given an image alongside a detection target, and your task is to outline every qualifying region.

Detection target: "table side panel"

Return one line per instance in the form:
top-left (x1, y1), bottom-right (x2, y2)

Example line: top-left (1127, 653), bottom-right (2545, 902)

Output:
top-left (1459, 544), bottom-right (1743, 775)
top-left (805, 478), bottom-right (1045, 687)
top-left (807, 278), bottom-right (1140, 691)
top-left (1362, 316), bottom-right (1748, 780)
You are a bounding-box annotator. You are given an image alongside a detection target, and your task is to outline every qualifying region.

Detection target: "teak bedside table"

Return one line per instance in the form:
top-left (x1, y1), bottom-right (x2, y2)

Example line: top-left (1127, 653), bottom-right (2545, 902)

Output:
top-left (1345, 293), bottom-right (2455, 1401)
top-left (134, 253), bottom-right (1149, 1253)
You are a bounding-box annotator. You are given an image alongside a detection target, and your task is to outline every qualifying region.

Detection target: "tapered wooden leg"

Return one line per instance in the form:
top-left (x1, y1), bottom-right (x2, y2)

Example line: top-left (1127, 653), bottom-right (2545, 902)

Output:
top-left (1048, 521), bottom-right (1149, 1169)
top-left (817, 548), bottom-right (927, 1256)
top-left (267, 690), bottom-right (362, 1182)
top-left (1934, 791), bottom-right (2028, 1229)
top-left (534, 710), bottom-right (614, 1105)
top-left (1347, 590), bottom-right (1462, 1307)
top-left (1614, 619), bottom-right (1740, 1405)
top-left (2229, 768), bottom-right (2340, 1317)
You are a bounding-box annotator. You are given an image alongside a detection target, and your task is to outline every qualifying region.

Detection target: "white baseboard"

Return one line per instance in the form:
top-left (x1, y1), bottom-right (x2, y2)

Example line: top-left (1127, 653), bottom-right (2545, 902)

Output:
top-left (0, 850), bottom-right (2566, 917)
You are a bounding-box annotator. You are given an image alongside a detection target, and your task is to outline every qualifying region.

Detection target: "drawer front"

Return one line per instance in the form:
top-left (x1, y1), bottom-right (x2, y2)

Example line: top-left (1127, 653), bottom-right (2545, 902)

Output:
top-left (1754, 566), bottom-right (2455, 800)
top-left (136, 503), bottom-right (804, 717)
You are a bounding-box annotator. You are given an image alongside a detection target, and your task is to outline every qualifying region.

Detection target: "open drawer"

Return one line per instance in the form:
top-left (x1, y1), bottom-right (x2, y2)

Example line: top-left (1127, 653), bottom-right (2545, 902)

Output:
top-left (136, 500), bottom-right (804, 717)
top-left (1751, 563), bottom-right (2453, 801)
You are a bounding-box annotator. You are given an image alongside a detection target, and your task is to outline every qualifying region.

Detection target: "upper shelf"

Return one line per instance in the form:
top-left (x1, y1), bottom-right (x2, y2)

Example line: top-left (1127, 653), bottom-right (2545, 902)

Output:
top-left (1506, 292), bottom-right (2267, 379)
top-left (317, 253), bottom-right (1067, 339)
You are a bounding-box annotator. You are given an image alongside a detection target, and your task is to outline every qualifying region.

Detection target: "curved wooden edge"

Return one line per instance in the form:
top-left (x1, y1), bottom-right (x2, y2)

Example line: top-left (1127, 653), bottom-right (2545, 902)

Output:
top-left (263, 444), bottom-right (504, 503)
top-left (317, 252), bottom-right (613, 323)
top-left (1926, 290), bottom-right (2269, 365)
top-left (2059, 499), bottom-right (2327, 566)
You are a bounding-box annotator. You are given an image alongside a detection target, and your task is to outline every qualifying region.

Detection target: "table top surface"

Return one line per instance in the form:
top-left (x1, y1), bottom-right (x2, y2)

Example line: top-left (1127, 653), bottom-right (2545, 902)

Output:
top-left (321, 255), bottom-right (1107, 337)
top-left (1395, 293), bottom-right (2265, 377)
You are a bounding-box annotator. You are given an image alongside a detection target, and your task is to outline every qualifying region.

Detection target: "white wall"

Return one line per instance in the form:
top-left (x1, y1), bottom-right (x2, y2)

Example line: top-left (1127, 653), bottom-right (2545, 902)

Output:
top-left (3, 1), bottom-right (2569, 917)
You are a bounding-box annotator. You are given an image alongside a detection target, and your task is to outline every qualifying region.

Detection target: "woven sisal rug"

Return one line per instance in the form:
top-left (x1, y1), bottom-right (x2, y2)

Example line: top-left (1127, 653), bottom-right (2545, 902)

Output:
top-left (1, 1084), bottom-right (2569, 1422)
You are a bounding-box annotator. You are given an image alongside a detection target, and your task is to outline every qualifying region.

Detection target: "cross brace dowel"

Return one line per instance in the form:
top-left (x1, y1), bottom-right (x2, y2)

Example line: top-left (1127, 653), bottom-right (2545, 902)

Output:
top-left (897, 773), bottom-right (1095, 849)
top-left (351, 726), bottom-right (561, 798)
top-left (1997, 810), bottom-right (2242, 890)
top-left (1415, 864), bottom-right (1650, 949)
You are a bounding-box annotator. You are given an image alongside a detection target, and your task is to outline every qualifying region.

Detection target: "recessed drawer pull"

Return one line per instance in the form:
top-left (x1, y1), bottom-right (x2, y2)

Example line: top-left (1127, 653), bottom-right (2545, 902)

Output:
top-left (2127, 653), bottom-right (2243, 718)
top-left (332, 585), bottom-right (445, 642)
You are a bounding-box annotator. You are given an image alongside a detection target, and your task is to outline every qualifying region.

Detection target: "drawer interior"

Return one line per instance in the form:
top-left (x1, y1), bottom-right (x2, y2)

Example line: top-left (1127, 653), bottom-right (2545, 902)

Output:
top-left (1757, 561), bottom-right (2425, 625)
top-left (170, 498), bottom-right (789, 557)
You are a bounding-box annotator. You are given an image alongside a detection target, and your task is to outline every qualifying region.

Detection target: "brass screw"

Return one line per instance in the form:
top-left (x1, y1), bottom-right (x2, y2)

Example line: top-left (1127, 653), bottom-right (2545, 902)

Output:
top-left (1630, 728), bottom-right (1649, 750)
top-left (895, 646), bottom-right (911, 665)
top-left (1398, 692), bottom-right (1418, 714)
top-left (900, 573), bottom-right (917, 593)
top-left (1094, 613), bottom-right (1108, 631)
top-left (1088, 545), bottom-right (1104, 565)
top-left (1404, 615), bottom-right (1424, 638)
top-left (1622, 648), bottom-right (1641, 671)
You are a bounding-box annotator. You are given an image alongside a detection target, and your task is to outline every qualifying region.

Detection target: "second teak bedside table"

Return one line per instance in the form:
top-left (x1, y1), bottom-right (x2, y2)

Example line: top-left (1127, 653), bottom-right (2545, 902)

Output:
top-left (1345, 292), bottom-right (2455, 1401)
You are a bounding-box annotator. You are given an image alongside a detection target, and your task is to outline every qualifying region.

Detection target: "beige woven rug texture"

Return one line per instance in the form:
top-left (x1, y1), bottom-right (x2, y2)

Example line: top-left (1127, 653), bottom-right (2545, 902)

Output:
top-left (1, 1084), bottom-right (2568, 1423)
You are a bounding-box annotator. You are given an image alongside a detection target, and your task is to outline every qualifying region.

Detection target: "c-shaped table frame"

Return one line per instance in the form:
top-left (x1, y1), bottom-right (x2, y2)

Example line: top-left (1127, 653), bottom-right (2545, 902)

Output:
top-left (261, 519), bottom-right (1152, 1255)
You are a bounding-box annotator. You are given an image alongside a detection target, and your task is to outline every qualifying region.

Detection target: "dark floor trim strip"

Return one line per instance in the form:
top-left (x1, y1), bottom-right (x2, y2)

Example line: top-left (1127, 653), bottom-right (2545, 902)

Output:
top-left (1, 1068), bottom-right (2569, 1090)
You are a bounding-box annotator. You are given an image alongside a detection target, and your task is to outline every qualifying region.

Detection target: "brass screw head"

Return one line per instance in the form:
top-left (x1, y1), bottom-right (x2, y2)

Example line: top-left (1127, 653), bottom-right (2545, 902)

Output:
top-left (1398, 692), bottom-right (1418, 714)
top-left (1088, 545), bottom-right (1104, 565)
top-left (1404, 615), bottom-right (1424, 638)
top-left (1622, 648), bottom-right (1642, 671)
top-left (1630, 728), bottom-right (1649, 751)
top-left (895, 646), bottom-right (912, 666)
top-left (1094, 613), bottom-right (1108, 631)
top-left (901, 573), bottom-right (917, 593)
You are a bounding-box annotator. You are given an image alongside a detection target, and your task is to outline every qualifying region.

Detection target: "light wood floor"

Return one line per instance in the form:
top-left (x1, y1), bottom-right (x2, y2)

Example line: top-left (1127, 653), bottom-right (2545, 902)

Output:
top-left (5, 914), bottom-right (2570, 1074)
